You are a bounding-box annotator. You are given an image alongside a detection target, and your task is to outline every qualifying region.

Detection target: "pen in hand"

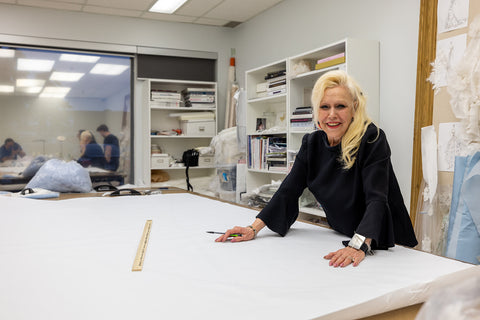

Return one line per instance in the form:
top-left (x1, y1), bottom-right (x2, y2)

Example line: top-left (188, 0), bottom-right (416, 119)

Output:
top-left (206, 231), bottom-right (242, 237)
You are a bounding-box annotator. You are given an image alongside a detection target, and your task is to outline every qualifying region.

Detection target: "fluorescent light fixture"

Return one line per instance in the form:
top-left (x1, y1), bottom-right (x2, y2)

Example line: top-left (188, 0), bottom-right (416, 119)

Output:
top-left (149, 0), bottom-right (188, 14)
top-left (0, 49), bottom-right (15, 58)
top-left (18, 86), bottom-right (43, 94)
top-left (50, 72), bottom-right (84, 82)
top-left (60, 53), bottom-right (100, 63)
top-left (90, 63), bottom-right (129, 75)
top-left (40, 86), bottom-right (71, 98)
top-left (0, 85), bottom-right (14, 93)
top-left (16, 79), bottom-right (46, 87)
top-left (17, 58), bottom-right (55, 72)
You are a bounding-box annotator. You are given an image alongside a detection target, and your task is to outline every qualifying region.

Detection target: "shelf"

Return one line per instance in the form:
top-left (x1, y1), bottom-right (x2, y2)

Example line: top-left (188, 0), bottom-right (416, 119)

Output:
top-left (145, 78), bottom-right (218, 186)
top-left (289, 128), bottom-right (315, 134)
top-left (248, 131), bottom-right (287, 136)
top-left (245, 37), bottom-right (379, 202)
top-left (291, 64), bottom-right (345, 81)
top-left (247, 168), bottom-right (288, 174)
top-left (150, 106), bottom-right (215, 111)
top-left (247, 93), bottom-right (286, 104)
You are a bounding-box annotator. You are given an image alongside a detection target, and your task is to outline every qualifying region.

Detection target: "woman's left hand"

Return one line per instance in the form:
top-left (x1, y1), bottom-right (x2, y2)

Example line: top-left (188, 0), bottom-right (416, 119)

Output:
top-left (324, 246), bottom-right (365, 267)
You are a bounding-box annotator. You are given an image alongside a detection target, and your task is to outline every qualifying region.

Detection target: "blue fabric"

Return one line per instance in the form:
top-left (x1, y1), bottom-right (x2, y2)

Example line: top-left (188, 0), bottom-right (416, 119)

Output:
top-left (446, 152), bottom-right (480, 264)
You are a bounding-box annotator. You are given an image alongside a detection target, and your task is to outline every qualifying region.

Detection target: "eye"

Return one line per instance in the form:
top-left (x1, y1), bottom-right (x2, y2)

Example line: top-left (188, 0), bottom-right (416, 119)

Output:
top-left (335, 104), bottom-right (347, 109)
top-left (319, 105), bottom-right (329, 110)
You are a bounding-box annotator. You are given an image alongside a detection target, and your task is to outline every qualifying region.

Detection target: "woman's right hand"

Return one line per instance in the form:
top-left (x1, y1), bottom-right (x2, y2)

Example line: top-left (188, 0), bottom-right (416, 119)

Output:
top-left (215, 226), bottom-right (256, 243)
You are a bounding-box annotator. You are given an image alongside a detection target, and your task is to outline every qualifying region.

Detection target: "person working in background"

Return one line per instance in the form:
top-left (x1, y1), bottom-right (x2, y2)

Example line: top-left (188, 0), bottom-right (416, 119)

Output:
top-left (77, 129), bottom-right (97, 143)
top-left (96, 124), bottom-right (120, 171)
top-left (0, 138), bottom-right (26, 162)
top-left (216, 70), bottom-right (418, 267)
top-left (77, 130), bottom-right (105, 169)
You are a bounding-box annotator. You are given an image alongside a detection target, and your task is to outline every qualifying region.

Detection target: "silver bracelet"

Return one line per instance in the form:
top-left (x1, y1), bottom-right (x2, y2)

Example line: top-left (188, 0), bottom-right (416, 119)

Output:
top-left (247, 225), bottom-right (257, 238)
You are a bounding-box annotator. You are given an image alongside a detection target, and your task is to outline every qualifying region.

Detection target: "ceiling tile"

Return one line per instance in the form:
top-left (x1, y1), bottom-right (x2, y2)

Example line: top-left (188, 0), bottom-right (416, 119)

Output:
top-left (86, 0), bottom-right (152, 11)
top-left (205, 0), bottom-right (282, 22)
top-left (175, 0), bottom-right (223, 17)
top-left (141, 12), bottom-right (196, 23)
top-left (49, 0), bottom-right (87, 4)
top-left (4, 0), bottom-right (285, 27)
top-left (83, 5), bottom-right (142, 17)
top-left (18, 0), bottom-right (82, 11)
top-left (194, 16), bottom-right (229, 27)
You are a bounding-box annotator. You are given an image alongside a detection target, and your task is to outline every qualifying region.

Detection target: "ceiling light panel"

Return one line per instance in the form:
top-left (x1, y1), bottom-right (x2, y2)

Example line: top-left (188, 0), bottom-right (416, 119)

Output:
top-left (50, 72), bottom-right (85, 82)
top-left (40, 86), bottom-right (71, 98)
top-left (0, 49), bottom-right (15, 58)
top-left (17, 58), bottom-right (55, 72)
top-left (16, 79), bottom-right (46, 87)
top-left (60, 54), bottom-right (100, 63)
top-left (90, 64), bottom-right (129, 75)
top-left (18, 86), bottom-right (43, 94)
top-left (149, 0), bottom-right (188, 14)
top-left (0, 85), bottom-right (14, 93)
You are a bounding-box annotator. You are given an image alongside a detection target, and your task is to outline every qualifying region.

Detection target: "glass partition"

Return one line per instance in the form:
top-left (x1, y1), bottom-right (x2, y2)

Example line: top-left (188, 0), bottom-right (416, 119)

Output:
top-left (0, 45), bottom-right (133, 188)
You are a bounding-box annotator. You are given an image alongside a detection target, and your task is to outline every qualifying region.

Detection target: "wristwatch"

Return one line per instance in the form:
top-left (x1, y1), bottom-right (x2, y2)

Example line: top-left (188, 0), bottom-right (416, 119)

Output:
top-left (348, 233), bottom-right (371, 255)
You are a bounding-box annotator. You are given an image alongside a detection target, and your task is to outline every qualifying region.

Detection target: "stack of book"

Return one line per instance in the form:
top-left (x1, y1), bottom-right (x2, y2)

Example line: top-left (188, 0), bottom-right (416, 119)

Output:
top-left (315, 52), bottom-right (345, 70)
top-left (151, 90), bottom-right (182, 108)
top-left (290, 106), bottom-right (314, 130)
top-left (266, 137), bottom-right (287, 172)
top-left (181, 87), bottom-right (215, 108)
top-left (248, 136), bottom-right (287, 172)
top-left (256, 69), bottom-right (286, 98)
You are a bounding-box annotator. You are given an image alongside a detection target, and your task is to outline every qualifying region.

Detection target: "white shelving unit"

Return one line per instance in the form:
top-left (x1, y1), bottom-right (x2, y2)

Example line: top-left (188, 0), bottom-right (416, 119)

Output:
top-left (142, 78), bottom-right (217, 185)
top-left (245, 38), bottom-right (379, 217)
top-left (245, 59), bottom-right (288, 194)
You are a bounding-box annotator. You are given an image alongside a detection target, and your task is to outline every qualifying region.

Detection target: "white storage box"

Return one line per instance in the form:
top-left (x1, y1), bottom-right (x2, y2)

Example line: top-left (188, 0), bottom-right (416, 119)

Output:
top-left (151, 153), bottom-right (170, 169)
top-left (181, 120), bottom-right (215, 136)
top-left (198, 156), bottom-right (214, 167)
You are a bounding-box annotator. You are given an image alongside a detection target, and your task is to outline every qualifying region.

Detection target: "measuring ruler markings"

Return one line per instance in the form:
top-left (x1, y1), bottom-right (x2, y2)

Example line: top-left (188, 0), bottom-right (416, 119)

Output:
top-left (132, 219), bottom-right (152, 272)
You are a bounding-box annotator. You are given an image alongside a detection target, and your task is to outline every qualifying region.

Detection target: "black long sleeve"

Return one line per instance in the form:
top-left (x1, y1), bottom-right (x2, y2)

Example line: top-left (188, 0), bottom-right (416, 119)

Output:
top-left (257, 124), bottom-right (417, 248)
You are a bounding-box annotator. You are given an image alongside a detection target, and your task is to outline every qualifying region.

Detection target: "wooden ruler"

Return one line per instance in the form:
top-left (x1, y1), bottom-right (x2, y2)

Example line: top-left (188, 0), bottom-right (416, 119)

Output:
top-left (132, 220), bottom-right (152, 272)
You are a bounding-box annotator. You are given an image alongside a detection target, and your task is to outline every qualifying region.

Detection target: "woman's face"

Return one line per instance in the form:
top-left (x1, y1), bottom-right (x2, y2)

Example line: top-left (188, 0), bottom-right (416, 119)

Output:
top-left (316, 86), bottom-right (356, 146)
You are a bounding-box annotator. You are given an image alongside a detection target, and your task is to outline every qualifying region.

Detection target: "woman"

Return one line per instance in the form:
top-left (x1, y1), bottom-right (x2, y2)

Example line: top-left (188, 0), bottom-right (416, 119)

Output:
top-left (216, 70), bottom-right (417, 267)
top-left (77, 130), bottom-right (105, 169)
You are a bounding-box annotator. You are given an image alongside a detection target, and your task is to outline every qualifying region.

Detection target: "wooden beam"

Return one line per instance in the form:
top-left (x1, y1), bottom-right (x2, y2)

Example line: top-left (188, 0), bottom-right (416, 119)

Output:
top-left (410, 0), bottom-right (437, 226)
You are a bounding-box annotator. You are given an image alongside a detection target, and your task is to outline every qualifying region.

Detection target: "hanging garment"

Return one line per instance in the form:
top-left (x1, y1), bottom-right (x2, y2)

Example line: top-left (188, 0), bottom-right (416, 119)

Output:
top-left (446, 151), bottom-right (480, 264)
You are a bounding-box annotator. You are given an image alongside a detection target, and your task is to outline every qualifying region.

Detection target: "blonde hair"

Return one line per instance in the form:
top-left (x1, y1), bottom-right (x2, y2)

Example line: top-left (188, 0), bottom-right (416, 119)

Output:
top-left (80, 130), bottom-right (93, 144)
top-left (311, 70), bottom-right (373, 169)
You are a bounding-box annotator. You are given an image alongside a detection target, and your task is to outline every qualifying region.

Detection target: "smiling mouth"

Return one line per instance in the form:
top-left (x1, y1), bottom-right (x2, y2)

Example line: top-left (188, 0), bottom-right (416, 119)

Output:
top-left (326, 122), bottom-right (341, 128)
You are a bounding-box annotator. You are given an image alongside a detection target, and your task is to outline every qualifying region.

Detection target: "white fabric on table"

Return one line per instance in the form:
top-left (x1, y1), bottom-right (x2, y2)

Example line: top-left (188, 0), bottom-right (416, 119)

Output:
top-left (0, 194), bottom-right (475, 320)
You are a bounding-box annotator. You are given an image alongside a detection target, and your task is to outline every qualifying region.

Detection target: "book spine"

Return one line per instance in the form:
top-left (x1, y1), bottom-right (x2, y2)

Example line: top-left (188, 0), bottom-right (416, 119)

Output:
top-left (315, 56), bottom-right (346, 70)
top-left (316, 52), bottom-right (345, 64)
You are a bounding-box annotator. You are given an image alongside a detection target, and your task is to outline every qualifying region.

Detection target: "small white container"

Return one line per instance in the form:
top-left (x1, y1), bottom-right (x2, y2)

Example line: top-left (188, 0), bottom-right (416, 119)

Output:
top-left (180, 120), bottom-right (215, 136)
top-left (198, 156), bottom-right (214, 167)
top-left (151, 153), bottom-right (170, 169)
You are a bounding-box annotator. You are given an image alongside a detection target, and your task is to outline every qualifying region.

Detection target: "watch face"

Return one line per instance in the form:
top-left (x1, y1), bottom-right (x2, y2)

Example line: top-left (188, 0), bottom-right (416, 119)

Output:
top-left (349, 233), bottom-right (366, 250)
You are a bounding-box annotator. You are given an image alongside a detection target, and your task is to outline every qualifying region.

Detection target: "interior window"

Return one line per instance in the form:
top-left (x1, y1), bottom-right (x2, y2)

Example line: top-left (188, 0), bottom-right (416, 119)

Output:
top-left (0, 45), bottom-right (133, 187)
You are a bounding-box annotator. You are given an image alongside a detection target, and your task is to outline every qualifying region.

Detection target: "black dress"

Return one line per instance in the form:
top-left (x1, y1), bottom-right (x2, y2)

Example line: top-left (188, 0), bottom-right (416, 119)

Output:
top-left (256, 123), bottom-right (418, 249)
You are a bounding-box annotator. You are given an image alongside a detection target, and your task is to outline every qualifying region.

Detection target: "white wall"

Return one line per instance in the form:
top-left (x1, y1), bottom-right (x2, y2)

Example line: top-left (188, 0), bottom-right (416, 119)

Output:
top-left (0, 1), bottom-right (421, 208)
top-left (232, 0), bottom-right (421, 209)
